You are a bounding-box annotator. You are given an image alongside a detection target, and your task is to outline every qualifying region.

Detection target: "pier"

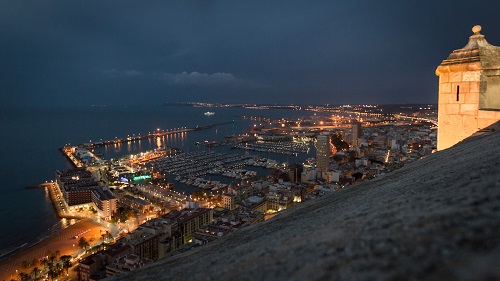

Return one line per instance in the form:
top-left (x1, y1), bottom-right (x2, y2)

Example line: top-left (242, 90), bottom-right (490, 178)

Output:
top-left (58, 121), bottom-right (235, 168)
top-left (59, 146), bottom-right (85, 167)
top-left (26, 182), bottom-right (53, 189)
top-left (64, 121), bottom-right (234, 151)
top-left (192, 121), bottom-right (233, 131)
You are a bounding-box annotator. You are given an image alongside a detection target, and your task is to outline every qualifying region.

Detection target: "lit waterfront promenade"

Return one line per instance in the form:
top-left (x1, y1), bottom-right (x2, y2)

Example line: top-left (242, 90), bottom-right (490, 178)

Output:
top-left (0, 183), bottom-right (112, 280)
top-left (0, 121), bottom-right (235, 280)
top-left (37, 181), bottom-right (91, 220)
top-left (0, 219), bottom-right (104, 281)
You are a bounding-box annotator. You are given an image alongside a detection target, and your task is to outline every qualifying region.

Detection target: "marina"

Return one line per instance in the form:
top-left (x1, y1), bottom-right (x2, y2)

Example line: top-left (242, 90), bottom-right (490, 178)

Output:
top-left (232, 140), bottom-right (310, 155)
top-left (1, 104), bottom-right (314, 266)
top-left (175, 177), bottom-right (229, 191)
top-left (145, 151), bottom-right (255, 190)
top-left (147, 151), bottom-right (251, 177)
top-left (144, 150), bottom-right (287, 191)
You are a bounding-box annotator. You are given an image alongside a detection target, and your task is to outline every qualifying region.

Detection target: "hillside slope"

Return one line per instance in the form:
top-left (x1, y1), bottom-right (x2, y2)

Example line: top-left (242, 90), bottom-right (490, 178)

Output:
top-left (110, 130), bottom-right (500, 281)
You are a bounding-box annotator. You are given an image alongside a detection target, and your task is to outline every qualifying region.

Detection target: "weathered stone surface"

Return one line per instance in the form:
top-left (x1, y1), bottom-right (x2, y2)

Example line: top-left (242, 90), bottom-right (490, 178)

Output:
top-left (478, 110), bottom-right (497, 119)
top-left (462, 115), bottom-right (478, 134)
top-left (439, 72), bottom-right (449, 83)
top-left (109, 129), bottom-right (500, 281)
top-left (464, 92), bottom-right (479, 104)
top-left (449, 72), bottom-right (462, 82)
top-left (445, 104), bottom-right (460, 115)
top-left (460, 103), bottom-right (478, 115)
top-left (436, 135), bottom-right (456, 151)
top-left (462, 71), bottom-right (480, 81)
top-left (477, 118), bottom-right (498, 129)
top-left (469, 81), bottom-right (480, 93)
top-left (442, 114), bottom-right (463, 128)
top-left (439, 82), bottom-right (451, 94)
top-left (452, 82), bottom-right (470, 94)
top-left (437, 26), bottom-right (500, 151)
top-left (438, 93), bottom-right (452, 104)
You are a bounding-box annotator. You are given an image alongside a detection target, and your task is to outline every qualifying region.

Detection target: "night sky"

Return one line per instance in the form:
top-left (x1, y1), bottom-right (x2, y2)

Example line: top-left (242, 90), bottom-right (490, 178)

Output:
top-left (1, 1), bottom-right (500, 106)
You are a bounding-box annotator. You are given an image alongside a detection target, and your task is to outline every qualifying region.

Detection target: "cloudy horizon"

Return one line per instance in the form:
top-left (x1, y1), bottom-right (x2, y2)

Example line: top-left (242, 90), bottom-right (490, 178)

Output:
top-left (1, 1), bottom-right (499, 106)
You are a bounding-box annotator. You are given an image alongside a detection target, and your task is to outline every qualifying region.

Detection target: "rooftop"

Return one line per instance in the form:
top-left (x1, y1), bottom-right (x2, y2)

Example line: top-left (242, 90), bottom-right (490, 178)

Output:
top-left (92, 187), bottom-right (117, 201)
top-left (437, 25), bottom-right (500, 72)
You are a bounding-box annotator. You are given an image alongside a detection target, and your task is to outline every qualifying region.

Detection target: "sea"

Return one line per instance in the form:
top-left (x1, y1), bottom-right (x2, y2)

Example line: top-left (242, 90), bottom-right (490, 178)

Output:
top-left (0, 104), bottom-right (320, 259)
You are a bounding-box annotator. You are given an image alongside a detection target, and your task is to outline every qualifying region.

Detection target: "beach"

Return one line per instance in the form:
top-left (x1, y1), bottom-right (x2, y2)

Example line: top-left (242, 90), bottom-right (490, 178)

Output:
top-left (0, 105), bottom-right (306, 255)
top-left (0, 219), bottom-right (106, 281)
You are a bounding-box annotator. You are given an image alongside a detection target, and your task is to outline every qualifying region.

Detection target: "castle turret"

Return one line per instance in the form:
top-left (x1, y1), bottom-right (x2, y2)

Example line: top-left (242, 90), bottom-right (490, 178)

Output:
top-left (436, 25), bottom-right (500, 150)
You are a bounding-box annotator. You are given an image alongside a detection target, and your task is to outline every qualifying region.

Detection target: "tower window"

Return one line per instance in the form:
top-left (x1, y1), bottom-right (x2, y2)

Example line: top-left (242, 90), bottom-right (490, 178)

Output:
top-left (456, 85), bottom-right (460, 101)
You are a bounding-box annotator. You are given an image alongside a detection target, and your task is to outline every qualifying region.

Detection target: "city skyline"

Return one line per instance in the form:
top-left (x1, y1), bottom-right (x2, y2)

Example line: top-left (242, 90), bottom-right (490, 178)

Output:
top-left (1, 1), bottom-right (500, 106)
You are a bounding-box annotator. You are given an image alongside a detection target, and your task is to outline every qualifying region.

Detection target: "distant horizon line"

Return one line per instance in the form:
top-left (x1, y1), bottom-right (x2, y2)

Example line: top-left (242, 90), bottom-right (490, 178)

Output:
top-left (163, 101), bottom-right (437, 107)
top-left (1, 102), bottom-right (438, 108)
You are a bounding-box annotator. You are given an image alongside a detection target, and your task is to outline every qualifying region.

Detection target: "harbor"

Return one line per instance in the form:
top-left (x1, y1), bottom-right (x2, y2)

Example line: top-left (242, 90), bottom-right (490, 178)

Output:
top-left (145, 151), bottom-right (255, 190)
top-left (77, 121), bottom-right (234, 149)
top-left (232, 140), bottom-right (310, 155)
top-left (57, 121), bottom-right (235, 168)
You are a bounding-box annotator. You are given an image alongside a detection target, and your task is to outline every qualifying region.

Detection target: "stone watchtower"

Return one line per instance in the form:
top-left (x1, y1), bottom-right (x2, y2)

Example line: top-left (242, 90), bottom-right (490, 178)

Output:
top-left (436, 25), bottom-right (500, 150)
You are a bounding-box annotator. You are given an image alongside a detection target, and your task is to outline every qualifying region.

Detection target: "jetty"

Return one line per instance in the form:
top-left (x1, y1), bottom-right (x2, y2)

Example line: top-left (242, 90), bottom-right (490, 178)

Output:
top-left (61, 121), bottom-right (234, 151)
top-left (25, 182), bottom-right (53, 189)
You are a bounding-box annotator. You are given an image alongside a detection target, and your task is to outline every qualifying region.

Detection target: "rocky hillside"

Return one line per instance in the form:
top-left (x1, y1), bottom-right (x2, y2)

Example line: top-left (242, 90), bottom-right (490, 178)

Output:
top-left (110, 129), bottom-right (500, 281)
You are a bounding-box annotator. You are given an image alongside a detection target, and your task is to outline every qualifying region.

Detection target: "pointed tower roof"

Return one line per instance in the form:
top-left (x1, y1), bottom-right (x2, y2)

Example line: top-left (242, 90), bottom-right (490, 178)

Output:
top-left (436, 25), bottom-right (500, 74)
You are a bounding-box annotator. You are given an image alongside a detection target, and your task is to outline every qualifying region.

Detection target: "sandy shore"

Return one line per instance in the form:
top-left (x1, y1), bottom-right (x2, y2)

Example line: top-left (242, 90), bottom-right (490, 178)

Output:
top-left (0, 219), bottom-right (106, 281)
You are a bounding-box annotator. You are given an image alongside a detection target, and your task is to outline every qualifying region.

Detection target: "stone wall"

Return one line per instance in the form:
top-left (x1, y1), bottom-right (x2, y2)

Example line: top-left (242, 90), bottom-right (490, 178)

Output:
top-left (437, 69), bottom-right (500, 150)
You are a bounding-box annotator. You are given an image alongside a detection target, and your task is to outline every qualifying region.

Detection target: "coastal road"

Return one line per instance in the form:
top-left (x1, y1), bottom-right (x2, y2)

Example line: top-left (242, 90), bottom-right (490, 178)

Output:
top-left (0, 219), bottom-right (106, 281)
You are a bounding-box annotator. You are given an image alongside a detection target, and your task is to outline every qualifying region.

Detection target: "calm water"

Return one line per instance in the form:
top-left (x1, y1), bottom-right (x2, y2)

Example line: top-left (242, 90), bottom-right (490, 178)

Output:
top-left (0, 105), bottom-right (317, 256)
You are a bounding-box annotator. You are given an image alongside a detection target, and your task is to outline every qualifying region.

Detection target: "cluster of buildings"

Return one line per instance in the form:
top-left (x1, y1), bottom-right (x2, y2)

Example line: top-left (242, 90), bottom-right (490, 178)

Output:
top-left (71, 24), bottom-right (500, 280)
top-left (297, 121), bottom-right (437, 190)
top-left (46, 24), bottom-right (500, 281)
top-left (78, 203), bottom-right (270, 280)
top-left (63, 107), bottom-right (441, 280)
top-left (221, 178), bottom-right (315, 218)
top-left (56, 168), bottom-right (117, 220)
top-left (78, 208), bottom-right (198, 280)
top-left (77, 172), bottom-right (315, 280)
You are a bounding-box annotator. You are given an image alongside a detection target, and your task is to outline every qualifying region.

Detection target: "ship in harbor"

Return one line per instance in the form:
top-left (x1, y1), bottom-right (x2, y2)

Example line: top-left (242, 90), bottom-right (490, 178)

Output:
top-left (204, 111), bottom-right (215, 116)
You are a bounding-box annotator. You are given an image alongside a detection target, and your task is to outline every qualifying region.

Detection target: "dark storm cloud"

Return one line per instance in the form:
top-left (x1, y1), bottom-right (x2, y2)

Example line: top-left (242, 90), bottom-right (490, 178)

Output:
top-left (1, 1), bottom-right (500, 106)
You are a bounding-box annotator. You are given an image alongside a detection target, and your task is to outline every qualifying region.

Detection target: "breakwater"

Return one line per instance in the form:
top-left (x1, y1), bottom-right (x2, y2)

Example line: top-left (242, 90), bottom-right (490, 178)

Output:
top-left (62, 121), bottom-right (234, 150)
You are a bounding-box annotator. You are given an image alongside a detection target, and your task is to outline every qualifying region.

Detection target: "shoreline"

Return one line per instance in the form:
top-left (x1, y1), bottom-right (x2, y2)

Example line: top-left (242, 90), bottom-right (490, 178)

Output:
top-left (0, 219), bottom-right (107, 281)
top-left (0, 219), bottom-right (70, 262)
top-left (0, 181), bottom-right (91, 263)
top-left (45, 181), bottom-right (89, 220)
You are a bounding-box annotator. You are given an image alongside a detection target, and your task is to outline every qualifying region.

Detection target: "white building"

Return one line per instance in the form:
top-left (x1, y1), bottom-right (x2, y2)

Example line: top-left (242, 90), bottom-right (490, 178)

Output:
top-left (351, 122), bottom-right (362, 146)
top-left (301, 168), bottom-right (317, 183)
top-left (316, 134), bottom-right (331, 173)
top-left (91, 187), bottom-right (117, 220)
